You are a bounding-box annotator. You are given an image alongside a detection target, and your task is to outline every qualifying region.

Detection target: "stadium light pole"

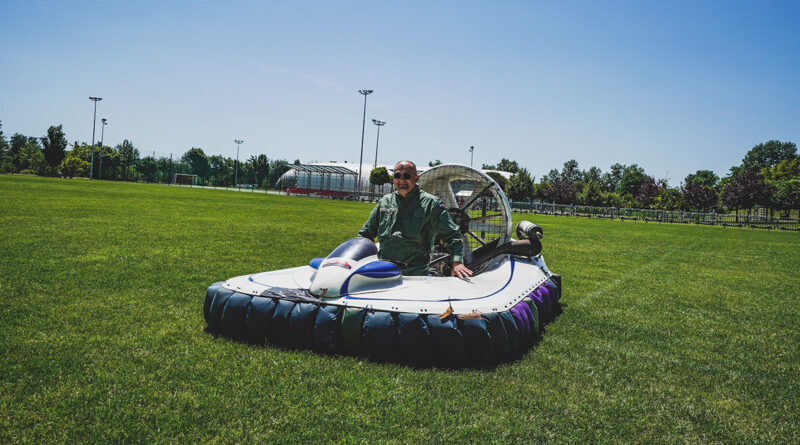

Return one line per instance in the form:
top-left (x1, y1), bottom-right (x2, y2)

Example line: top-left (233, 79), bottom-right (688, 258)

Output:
top-left (469, 145), bottom-right (474, 167)
top-left (89, 97), bottom-right (102, 179)
top-left (234, 139), bottom-right (244, 188)
top-left (371, 119), bottom-right (386, 170)
top-left (98, 118), bottom-right (107, 180)
top-left (357, 89), bottom-right (373, 196)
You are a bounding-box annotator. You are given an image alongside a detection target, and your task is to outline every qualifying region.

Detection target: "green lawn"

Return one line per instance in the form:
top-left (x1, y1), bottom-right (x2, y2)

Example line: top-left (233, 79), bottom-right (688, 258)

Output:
top-left (1, 175), bottom-right (798, 443)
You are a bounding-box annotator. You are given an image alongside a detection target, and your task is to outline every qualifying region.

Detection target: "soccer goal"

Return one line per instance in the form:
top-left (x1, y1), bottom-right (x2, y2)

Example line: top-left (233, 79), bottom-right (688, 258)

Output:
top-left (171, 173), bottom-right (198, 186)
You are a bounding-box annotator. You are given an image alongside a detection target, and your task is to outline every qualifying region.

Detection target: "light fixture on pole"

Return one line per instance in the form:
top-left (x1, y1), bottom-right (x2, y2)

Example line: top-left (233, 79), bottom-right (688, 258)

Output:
top-left (234, 139), bottom-right (244, 188)
top-left (371, 119), bottom-right (386, 170)
top-left (99, 118), bottom-right (108, 180)
top-left (89, 97), bottom-right (102, 179)
top-left (357, 89), bottom-right (373, 196)
top-left (469, 145), bottom-right (474, 167)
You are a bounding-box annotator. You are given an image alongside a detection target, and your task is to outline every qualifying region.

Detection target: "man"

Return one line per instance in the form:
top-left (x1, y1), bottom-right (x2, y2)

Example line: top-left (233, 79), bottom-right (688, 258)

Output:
top-left (359, 160), bottom-right (473, 279)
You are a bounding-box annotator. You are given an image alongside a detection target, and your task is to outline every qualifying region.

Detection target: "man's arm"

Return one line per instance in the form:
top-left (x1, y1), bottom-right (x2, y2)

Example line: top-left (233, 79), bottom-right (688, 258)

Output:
top-left (358, 204), bottom-right (380, 240)
top-left (431, 203), bottom-right (473, 279)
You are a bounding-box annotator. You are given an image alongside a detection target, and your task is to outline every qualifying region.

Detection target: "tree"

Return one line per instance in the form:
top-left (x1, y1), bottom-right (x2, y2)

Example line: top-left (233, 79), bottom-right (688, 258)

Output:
top-left (771, 179), bottom-right (800, 217)
top-left (95, 144), bottom-right (120, 180)
top-left (495, 158), bottom-right (520, 174)
top-left (182, 147), bottom-right (210, 183)
top-left (542, 168), bottom-right (561, 184)
top-left (249, 155), bottom-right (270, 188)
top-left (115, 140), bottom-right (140, 181)
top-left (542, 176), bottom-right (577, 204)
top-left (9, 133), bottom-right (38, 172)
top-left (268, 159), bottom-right (290, 189)
top-left (762, 158), bottom-right (800, 181)
top-left (654, 186), bottom-right (683, 211)
top-left (561, 159), bottom-right (581, 184)
top-left (137, 156), bottom-right (158, 182)
top-left (18, 142), bottom-right (44, 173)
top-left (370, 166), bottom-right (392, 185)
top-left (483, 159), bottom-right (520, 173)
top-left (741, 140), bottom-right (797, 170)
top-left (40, 125), bottom-right (68, 173)
top-left (684, 170), bottom-right (719, 188)
top-left (601, 163), bottom-right (626, 192)
top-left (485, 171), bottom-right (507, 191)
top-left (721, 167), bottom-right (775, 215)
top-left (59, 155), bottom-right (89, 178)
top-left (582, 166), bottom-right (602, 185)
top-left (429, 160), bottom-right (443, 167)
top-left (578, 181), bottom-right (603, 206)
top-left (506, 168), bottom-right (534, 201)
top-left (618, 164), bottom-right (647, 196)
top-left (681, 182), bottom-right (718, 211)
top-left (0, 122), bottom-right (8, 169)
top-left (208, 155), bottom-right (234, 186)
top-left (634, 176), bottom-right (660, 208)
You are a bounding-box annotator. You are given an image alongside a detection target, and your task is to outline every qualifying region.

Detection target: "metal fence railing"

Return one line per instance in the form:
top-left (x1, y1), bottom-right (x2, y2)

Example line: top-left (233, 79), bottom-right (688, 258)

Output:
top-left (511, 202), bottom-right (800, 231)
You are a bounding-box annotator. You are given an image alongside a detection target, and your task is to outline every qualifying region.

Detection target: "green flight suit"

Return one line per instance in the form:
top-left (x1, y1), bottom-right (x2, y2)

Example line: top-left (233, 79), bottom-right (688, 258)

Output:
top-left (358, 185), bottom-right (464, 276)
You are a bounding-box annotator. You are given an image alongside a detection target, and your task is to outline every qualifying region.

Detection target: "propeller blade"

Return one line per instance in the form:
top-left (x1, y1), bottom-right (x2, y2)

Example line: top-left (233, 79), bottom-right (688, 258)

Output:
top-left (461, 182), bottom-right (493, 210)
top-left (466, 229), bottom-right (487, 246)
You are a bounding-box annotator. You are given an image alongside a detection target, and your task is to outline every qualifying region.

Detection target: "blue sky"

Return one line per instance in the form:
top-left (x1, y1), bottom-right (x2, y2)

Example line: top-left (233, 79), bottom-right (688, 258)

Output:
top-left (1, 0), bottom-right (798, 185)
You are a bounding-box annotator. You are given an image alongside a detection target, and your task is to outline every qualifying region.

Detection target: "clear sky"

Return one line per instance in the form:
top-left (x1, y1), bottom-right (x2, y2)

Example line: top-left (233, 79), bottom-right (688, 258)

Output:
top-left (1, 0), bottom-right (798, 185)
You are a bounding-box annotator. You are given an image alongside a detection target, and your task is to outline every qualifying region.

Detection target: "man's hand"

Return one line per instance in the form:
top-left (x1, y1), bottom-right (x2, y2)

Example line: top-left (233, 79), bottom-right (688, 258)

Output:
top-left (451, 261), bottom-right (473, 280)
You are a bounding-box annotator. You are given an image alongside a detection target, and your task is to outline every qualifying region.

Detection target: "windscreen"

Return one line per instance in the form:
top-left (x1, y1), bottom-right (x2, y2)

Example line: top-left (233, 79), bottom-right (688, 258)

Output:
top-left (327, 238), bottom-right (378, 261)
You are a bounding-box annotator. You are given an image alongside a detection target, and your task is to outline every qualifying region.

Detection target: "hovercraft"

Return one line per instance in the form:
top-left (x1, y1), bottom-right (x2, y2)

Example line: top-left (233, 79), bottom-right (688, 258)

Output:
top-left (203, 164), bottom-right (561, 367)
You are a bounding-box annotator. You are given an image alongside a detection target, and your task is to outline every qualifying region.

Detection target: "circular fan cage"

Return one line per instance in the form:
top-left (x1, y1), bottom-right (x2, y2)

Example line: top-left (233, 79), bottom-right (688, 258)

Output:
top-left (418, 164), bottom-right (513, 275)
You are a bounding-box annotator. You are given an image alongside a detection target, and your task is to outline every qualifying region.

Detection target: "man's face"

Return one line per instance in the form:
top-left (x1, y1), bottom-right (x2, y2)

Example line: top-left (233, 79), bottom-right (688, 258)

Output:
top-left (393, 162), bottom-right (419, 196)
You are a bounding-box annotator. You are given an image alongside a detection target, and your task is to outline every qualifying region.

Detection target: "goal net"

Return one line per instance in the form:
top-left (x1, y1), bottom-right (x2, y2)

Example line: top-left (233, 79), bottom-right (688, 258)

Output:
top-left (171, 173), bottom-right (198, 186)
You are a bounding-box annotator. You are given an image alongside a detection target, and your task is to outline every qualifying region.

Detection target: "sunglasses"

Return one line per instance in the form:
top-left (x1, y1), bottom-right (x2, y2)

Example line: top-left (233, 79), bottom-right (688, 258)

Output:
top-left (393, 172), bottom-right (413, 180)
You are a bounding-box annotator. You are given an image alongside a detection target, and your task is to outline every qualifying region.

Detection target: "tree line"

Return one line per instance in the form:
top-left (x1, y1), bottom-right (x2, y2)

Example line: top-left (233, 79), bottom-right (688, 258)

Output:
top-left (2, 122), bottom-right (797, 215)
top-left (0, 122), bottom-right (292, 189)
top-left (473, 140), bottom-right (799, 216)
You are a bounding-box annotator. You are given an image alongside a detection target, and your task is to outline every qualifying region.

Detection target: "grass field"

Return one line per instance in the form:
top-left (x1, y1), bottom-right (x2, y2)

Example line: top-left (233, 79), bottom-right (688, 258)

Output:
top-left (1, 175), bottom-right (798, 443)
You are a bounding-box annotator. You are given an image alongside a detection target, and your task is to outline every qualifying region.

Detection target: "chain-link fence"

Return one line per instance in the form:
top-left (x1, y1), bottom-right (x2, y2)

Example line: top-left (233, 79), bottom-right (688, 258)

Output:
top-left (511, 202), bottom-right (800, 231)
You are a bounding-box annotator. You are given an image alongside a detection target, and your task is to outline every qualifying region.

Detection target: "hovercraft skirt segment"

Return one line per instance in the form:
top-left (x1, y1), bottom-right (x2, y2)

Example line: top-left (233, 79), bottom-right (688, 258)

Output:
top-left (203, 276), bottom-right (561, 367)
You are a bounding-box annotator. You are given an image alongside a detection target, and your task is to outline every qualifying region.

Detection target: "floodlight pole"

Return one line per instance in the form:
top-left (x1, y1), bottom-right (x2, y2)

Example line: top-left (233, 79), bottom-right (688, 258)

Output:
top-left (357, 89), bottom-right (373, 196)
top-left (89, 97), bottom-right (102, 179)
top-left (98, 118), bottom-right (107, 180)
top-left (469, 145), bottom-right (474, 167)
top-left (234, 139), bottom-right (244, 188)
top-left (371, 119), bottom-right (386, 170)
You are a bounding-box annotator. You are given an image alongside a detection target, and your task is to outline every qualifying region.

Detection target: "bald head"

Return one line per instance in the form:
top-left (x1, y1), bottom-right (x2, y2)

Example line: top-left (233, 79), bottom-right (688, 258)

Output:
top-left (393, 160), bottom-right (419, 197)
top-left (394, 160), bottom-right (417, 175)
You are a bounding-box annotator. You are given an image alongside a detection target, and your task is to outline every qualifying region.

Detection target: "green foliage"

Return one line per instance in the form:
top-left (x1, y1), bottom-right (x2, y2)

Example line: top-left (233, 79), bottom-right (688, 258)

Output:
top-left (601, 163), bottom-right (626, 192)
top-left (741, 140), bottom-right (797, 170)
top-left (269, 159), bottom-right (291, 188)
top-left (582, 166), bottom-right (602, 185)
top-left (578, 181), bottom-right (603, 206)
top-left (506, 168), bottom-right (534, 201)
top-left (59, 155), bottom-right (89, 178)
top-left (369, 166), bottom-right (392, 186)
top-left (1, 176), bottom-right (799, 443)
top-left (684, 169), bottom-right (719, 188)
top-left (41, 125), bottom-right (68, 171)
top-left (561, 159), bottom-right (581, 184)
top-left (250, 154), bottom-right (271, 188)
top-left (428, 159), bottom-right (442, 167)
top-left (618, 164), bottom-right (647, 196)
top-left (18, 142), bottom-right (44, 172)
top-left (182, 147), bottom-right (210, 183)
top-left (770, 179), bottom-right (800, 216)
top-left (115, 140), bottom-right (140, 181)
top-left (138, 156), bottom-right (158, 182)
top-left (485, 171), bottom-right (507, 191)
top-left (762, 158), bottom-right (800, 181)
top-left (483, 158), bottom-right (519, 174)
